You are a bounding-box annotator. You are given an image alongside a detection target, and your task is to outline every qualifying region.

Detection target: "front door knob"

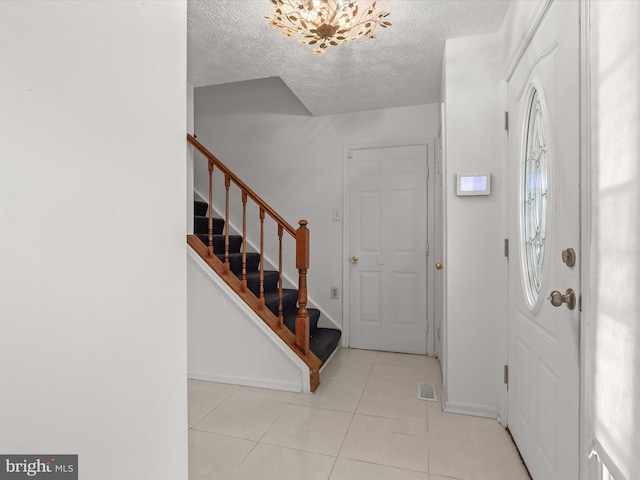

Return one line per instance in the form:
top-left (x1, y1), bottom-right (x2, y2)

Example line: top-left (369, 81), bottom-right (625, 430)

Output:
top-left (549, 288), bottom-right (576, 310)
top-left (351, 256), bottom-right (359, 264)
top-left (435, 262), bottom-right (443, 270)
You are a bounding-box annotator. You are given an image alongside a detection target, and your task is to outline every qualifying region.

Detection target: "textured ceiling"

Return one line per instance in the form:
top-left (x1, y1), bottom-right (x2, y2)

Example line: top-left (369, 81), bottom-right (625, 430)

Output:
top-left (188, 0), bottom-right (510, 116)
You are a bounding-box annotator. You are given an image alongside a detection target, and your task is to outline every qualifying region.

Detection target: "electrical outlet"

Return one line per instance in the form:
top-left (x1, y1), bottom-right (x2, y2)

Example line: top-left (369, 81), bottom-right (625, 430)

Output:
top-left (330, 286), bottom-right (340, 299)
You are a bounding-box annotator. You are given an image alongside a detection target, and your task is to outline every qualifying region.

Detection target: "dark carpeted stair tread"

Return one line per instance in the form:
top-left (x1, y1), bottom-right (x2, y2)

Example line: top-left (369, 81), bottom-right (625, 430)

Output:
top-left (283, 308), bottom-right (320, 334)
top-left (194, 200), bottom-right (208, 217)
top-left (310, 328), bottom-right (342, 365)
top-left (195, 233), bottom-right (243, 254)
top-left (263, 289), bottom-right (298, 317)
top-left (194, 215), bottom-right (224, 235)
top-left (216, 252), bottom-right (261, 275)
top-left (244, 270), bottom-right (279, 297)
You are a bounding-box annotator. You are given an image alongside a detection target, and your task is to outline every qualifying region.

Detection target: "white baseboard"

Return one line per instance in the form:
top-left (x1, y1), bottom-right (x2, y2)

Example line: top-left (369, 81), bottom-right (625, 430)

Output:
top-left (188, 370), bottom-right (303, 393)
top-left (442, 400), bottom-right (500, 419)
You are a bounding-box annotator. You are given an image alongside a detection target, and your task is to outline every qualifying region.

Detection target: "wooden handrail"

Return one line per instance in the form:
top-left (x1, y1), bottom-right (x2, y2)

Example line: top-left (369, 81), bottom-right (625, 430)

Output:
top-left (187, 134), bottom-right (296, 237)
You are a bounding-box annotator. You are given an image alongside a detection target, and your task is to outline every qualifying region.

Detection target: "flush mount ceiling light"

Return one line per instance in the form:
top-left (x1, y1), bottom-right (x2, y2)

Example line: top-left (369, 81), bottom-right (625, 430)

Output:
top-left (266, 0), bottom-right (391, 55)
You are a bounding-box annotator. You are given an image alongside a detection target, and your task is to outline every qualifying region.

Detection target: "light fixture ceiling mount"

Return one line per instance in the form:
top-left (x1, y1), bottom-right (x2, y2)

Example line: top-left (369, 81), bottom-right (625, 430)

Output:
top-left (266, 0), bottom-right (391, 55)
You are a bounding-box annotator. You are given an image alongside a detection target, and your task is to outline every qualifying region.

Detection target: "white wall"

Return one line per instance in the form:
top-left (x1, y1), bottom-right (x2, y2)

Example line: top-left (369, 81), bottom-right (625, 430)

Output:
top-left (188, 250), bottom-right (309, 392)
top-left (442, 33), bottom-right (505, 417)
top-left (194, 79), bottom-right (439, 331)
top-left (188, 83), bottom-right (195, 234)
top-left (587, 1), bottom-right (640, 477)
top-left (0, 2), bottom-right (187, 478)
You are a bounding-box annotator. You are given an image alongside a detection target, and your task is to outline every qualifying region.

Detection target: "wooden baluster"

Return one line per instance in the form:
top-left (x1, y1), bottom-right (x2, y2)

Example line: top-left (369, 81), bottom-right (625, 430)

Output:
top-left (277, 224), bottom-right (284, 329)
top-left (224, 175), bottom-right (231, 274)
top-left (207, 161), bottom-right (214, 257)
top-left (259, 208), bottom-right (265, 307)
top-left (241, 191), bottom-right (248, 291)
top-left (295, 220), bottom-right (310, 355)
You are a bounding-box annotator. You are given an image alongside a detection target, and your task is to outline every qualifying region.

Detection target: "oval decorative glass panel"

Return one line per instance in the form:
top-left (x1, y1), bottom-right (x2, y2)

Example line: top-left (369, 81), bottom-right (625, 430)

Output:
top-left (523, 89), bottom-right (548, 306)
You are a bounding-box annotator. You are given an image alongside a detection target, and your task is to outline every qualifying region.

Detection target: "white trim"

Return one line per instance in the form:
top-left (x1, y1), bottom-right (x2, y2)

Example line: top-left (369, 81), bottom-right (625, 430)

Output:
top-left (433, 108), bottom-right (444, 361)
top-left (589, 440), bottom-right (628, 480)
top-left (319, 346), bottom-right (340, 373)
top-left (503, 0), bottom-right (555, 82)
top-left (341, 146), bottom-right (351, 347)
top-left (193, 186), bottom-right (208, 204)
top-left (187, 245), bottom-right (311, 392)
top-left (440, 102), bottom-right (449, 408)
top-left (500, 78), bottom-right (510, 428)
top-left (341, 140), bottom-right (435, 355)
top-left (187, 370), bottom-right (303, 393)
top-left (442, 401), bottom-right (501, 420)
top-left (513, 40), bottom-right (559, 102)
top-left (579, 1), bottom-right (594, 479)
top-left (426, 140), bottom-right (437, 355)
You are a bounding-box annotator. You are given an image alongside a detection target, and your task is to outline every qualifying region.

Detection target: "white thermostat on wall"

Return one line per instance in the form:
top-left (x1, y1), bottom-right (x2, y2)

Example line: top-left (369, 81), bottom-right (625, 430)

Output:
top-left (456, 173), bottom-right (491, 196)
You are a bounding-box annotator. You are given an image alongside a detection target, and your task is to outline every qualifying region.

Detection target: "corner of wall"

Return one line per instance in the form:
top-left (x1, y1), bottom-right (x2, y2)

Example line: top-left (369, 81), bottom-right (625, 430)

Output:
top-left (187, 83), bottom-right (195, 235)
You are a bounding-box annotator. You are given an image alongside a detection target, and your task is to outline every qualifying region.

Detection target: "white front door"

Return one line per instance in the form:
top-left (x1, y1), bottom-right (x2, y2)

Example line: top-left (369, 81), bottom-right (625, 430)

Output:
top-left (348, 145), bottom-right (428, 354)
top-left (507, 1), bottom-right (580, 478)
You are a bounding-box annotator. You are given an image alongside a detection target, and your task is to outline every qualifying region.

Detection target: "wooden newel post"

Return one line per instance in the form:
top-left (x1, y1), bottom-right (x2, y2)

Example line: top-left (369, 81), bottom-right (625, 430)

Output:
top-left (295, 220), bottom-right (310, 355)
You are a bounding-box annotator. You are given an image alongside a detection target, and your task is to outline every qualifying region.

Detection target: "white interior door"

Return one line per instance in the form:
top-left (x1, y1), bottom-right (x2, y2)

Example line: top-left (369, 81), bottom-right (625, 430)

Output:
top-left (507, 1), bottom-right (580, 479)
top-left (348, 145), bottom-right (428, 354)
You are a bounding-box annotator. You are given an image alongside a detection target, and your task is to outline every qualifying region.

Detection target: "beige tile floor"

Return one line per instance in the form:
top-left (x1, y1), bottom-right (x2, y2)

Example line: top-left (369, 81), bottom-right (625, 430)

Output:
top-left (188, 348), bottom-right (531, 480)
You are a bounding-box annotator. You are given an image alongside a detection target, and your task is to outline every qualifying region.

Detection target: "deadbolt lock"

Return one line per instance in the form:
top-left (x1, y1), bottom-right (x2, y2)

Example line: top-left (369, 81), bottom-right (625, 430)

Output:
top-left (549, 288), bottom-right (576, 310)
top-left (562, 248), bottom-right (576, 267)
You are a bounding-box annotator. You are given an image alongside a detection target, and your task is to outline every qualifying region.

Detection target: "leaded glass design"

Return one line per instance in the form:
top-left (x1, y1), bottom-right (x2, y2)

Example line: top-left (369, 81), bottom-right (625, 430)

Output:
top-left (523, 89), bottom-right (548, 305)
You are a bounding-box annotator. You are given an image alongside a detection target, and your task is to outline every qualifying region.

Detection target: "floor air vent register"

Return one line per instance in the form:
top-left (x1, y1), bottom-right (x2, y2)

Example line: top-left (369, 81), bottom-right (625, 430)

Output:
top-left (417, 383), bottom-right (438, 402)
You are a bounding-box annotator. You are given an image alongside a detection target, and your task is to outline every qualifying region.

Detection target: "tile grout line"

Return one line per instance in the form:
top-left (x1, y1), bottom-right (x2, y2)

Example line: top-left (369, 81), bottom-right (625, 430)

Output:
top-left (189, 388), bottom-right (237, 429)
top-left (222, 397), bottom-right (292, 480)
top-left (352, 351), bottom-right (378, 413)
top-left (332, 351), bottom-right (378, 464)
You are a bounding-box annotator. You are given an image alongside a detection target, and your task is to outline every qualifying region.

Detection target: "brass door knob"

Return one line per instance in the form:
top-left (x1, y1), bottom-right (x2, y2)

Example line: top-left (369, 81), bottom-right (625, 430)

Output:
top-left (435, 262), bottom-right (443, 270)
top-left (351, 256), bottom-right (359, 264)
top-left (548, 288), bottom-right (576, 310)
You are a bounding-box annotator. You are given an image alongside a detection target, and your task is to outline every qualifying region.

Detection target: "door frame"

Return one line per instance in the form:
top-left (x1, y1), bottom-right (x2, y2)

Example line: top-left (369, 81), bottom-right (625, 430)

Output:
top-left (502, 1), bottom-right (592, 478)
top-left (341, 141), bottom-right (436, 355)
top-left (578, 1), bottom-right (594, 479)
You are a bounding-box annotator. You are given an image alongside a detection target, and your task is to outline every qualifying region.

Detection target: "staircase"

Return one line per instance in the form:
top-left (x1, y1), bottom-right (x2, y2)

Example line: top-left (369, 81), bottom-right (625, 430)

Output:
top-left (187, 134), bottom-right (341, 391)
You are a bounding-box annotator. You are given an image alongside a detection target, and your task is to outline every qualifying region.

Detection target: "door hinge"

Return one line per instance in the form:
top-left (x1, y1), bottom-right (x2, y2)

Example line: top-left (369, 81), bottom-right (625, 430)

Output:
top-left (504, 365), bottom-right (509, 388)
top-left (504, 111), bottom-right (509, 132)
top-left (347, 149), bottom-right (354, 159)
top-left (504, 238), bottom-right (509, 258)
top-left (427, 163), bottom-right (430, 179)
top-left (426, 242), bottom-right (430, 256)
